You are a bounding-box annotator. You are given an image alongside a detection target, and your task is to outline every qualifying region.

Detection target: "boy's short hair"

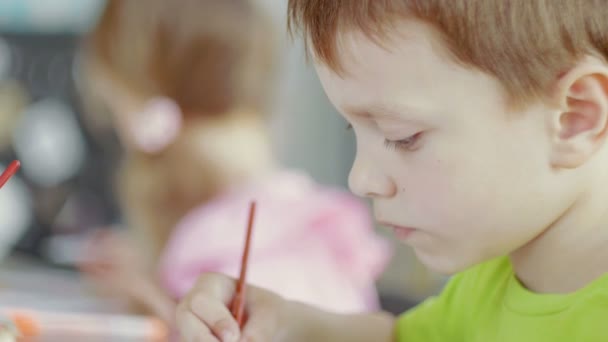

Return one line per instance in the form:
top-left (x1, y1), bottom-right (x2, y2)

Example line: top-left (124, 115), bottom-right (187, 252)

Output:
top-left (288, 0), bottom-right (608, 107)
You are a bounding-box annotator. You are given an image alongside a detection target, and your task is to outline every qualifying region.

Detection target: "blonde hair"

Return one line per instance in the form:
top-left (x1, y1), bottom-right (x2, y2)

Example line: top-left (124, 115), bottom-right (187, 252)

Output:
top-left (288, 0), bottom-right (608, 107)
top-left (83, 0), bottom-right (278, 259)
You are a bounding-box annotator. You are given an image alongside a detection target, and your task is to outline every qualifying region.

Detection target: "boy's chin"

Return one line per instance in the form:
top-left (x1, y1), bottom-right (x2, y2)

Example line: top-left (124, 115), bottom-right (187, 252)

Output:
top-left (414, 250), bottom-right (478, 276)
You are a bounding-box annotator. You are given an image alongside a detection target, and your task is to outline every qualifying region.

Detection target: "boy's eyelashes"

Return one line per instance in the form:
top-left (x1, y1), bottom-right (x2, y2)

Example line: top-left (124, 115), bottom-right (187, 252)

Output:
top-left (384, 132), bottom-right (423, 152)
top-left (346, 123), bottom-right (423, 152)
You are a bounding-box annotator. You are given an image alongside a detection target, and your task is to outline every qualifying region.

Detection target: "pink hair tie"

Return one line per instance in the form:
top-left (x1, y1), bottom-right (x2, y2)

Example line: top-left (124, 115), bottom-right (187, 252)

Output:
top-left (130, 97), bottom-right (182, 153)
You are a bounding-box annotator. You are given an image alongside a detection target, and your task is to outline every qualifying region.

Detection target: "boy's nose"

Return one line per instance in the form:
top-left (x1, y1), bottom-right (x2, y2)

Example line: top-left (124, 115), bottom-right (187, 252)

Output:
top-left (348, 155), bottom-right (396, 199)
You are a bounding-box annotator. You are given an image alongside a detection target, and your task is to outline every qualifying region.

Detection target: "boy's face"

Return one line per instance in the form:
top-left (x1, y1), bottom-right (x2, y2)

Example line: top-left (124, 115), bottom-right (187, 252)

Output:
top-left (314, 21), bottom-right (576, 274)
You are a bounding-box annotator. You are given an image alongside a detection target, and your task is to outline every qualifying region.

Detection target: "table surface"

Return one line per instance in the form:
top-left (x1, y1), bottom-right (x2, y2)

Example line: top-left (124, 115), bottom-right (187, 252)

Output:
top-left (0, 256), bottom-right (127, 313)
top-left (1, 255), bottom-right (416, 317)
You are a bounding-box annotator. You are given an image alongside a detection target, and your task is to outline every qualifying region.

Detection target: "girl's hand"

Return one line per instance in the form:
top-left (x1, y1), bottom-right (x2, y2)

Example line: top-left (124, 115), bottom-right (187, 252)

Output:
top-left (79, 229), bottom-right (176, 322)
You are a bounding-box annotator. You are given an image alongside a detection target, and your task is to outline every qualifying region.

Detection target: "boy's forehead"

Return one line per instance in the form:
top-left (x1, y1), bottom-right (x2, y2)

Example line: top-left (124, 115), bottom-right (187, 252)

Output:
top-left (313, 22), bottom-right (456, 110)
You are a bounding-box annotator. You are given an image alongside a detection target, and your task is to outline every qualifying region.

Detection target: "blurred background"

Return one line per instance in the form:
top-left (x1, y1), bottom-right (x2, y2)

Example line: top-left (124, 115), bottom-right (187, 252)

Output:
top-left (0, 0), bottom-right (446, 320)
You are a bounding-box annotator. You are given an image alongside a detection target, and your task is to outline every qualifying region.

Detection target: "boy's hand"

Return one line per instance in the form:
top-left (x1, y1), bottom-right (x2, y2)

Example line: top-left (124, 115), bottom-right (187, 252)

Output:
top-left (177, 273), bottom-right (396, 342)
top-left (176, 273), bottom-right (290, 342)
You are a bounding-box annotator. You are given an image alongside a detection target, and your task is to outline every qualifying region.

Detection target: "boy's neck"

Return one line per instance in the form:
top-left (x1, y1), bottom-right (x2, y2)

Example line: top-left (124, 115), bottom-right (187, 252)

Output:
top-left (510, 177), bottom-right (608, 294)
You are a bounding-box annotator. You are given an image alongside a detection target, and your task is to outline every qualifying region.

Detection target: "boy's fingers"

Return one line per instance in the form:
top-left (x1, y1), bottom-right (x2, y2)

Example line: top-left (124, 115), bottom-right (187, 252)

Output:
top-left (176, 308), bottom-right (220, 342)
top-left (181, 274), bottom-right (242, 341)
top-left (240, 307), bottom-right (279, 342)
top-left (191, 273), bottom-right (237, 305)
top-left (189, 296), bottom-right (240, 342)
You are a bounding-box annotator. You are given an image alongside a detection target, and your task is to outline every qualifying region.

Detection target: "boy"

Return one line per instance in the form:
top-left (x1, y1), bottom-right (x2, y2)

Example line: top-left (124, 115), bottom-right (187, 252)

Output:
top-left (176, 1), bottom-right (608, 341)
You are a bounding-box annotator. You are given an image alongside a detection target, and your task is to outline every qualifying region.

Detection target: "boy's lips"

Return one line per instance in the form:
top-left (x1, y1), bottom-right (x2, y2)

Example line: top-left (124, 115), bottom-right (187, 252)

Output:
top-left (379, 221), bottom-right (417, 240)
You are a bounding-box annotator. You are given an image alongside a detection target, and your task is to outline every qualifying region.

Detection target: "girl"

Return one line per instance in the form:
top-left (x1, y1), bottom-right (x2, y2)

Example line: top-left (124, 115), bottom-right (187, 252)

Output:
top-left (79, 0), bottom-right (391, 325)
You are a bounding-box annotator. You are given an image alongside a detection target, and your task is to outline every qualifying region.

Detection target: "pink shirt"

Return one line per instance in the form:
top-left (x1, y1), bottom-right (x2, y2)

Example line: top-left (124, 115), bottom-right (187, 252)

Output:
top-left (159, 171), bottom-right (392, 313)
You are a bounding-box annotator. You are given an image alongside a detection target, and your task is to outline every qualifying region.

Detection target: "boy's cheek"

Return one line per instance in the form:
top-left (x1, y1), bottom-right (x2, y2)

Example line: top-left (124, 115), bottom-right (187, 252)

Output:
top-left (398, 157), bottom-right (467, 211)
top-left (402, 160), bottom-right (498, 234)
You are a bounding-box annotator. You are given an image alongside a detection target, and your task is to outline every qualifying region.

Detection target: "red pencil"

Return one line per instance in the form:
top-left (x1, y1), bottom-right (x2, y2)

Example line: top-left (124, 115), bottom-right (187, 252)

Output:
top-left (0, 160), bottom-right (20, 189)
top-left (230, 201), bottom-right (256, 329)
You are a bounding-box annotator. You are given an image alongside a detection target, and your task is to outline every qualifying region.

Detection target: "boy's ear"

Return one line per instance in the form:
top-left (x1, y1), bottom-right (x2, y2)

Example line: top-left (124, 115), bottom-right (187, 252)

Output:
top-left (129, 97), bottom-right (183, 153)
top-left (549, 57), bottom-right (608, 169)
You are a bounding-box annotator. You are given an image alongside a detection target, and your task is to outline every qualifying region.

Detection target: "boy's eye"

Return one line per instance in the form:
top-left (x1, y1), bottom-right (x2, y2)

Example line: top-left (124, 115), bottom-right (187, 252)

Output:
top-left (346, 123), bottom-right (422, 152)
top-left (384, 132), bottom-right (423, 151)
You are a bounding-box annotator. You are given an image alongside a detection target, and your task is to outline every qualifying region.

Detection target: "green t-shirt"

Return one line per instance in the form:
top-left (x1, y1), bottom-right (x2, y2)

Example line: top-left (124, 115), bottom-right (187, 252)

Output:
top-left (395, 257), bottom-right (608, 341)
